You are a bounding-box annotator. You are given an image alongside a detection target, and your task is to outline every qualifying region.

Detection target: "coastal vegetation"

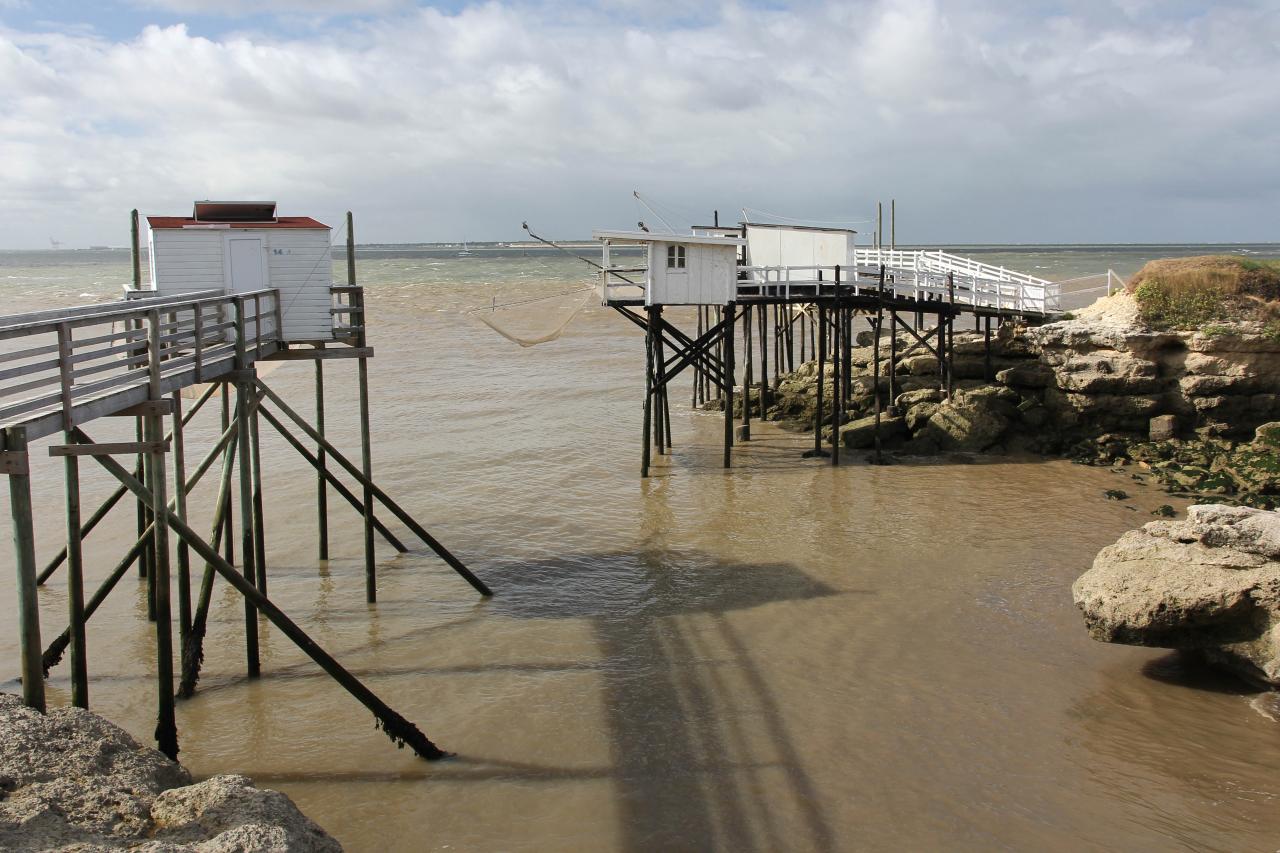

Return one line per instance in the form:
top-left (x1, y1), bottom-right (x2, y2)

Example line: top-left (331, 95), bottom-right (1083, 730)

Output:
top-left (1130, 254), bottom-right (1280, 331)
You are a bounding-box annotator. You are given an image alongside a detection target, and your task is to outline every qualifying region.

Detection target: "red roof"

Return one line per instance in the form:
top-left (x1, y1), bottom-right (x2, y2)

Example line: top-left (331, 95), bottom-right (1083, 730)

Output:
top-left (147, 216), bottom-right (329, 230)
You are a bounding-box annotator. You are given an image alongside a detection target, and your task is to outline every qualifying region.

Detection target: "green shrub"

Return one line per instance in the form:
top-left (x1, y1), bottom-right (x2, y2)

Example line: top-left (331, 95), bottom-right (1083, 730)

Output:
top-left (1134, 277), bottom-right (1230, 329)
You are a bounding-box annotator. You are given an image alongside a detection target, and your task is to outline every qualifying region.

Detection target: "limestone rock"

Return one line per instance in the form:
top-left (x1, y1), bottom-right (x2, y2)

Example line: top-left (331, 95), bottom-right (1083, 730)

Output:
top-left (1253, 422), bottom-right (1280, 450)
top-left (996, 362), bottom-right (1054, 388)
top-left (0, 694), bottom-right (342, 852)
top-left (1149, 414), bottom-right (1177, 441)
top-left (1072, 505), bottom-right (1280, 686)
top-left (152, 775), bottom-right (341, 853)
top-left (917, 396), bottom-right (1009, 452)
top-left (839, 414), bottom-right (907, 449)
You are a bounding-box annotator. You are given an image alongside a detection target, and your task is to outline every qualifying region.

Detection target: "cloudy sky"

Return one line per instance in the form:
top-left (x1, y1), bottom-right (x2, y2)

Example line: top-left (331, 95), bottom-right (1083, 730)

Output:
top-left (1, 0), bottom-right (1277, 248)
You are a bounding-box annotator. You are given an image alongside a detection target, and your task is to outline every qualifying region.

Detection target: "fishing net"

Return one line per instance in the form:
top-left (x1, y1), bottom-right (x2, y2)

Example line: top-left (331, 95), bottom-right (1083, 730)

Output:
top-left (1053, 270), bottom-right (1127, 313)
top-left (466, 286), bottom-right (596, 347)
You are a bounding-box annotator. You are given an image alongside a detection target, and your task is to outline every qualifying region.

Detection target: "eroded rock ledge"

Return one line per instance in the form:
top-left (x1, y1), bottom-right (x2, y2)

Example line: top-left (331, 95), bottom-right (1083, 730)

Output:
top-left (1072, 505), bottom-right (1280, 687)
top-left (0, 693), bottom-right (341, 852)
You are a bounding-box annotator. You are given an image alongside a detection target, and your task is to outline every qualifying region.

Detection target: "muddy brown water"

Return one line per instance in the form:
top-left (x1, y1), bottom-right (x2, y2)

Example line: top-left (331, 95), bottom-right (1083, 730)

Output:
top-left (1, 250), bottom-right (1278, 851)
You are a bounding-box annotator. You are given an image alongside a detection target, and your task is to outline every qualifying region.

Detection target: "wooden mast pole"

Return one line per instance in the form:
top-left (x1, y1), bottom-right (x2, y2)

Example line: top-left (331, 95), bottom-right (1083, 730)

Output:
top-left (350, 212), bottom-right (377, 603)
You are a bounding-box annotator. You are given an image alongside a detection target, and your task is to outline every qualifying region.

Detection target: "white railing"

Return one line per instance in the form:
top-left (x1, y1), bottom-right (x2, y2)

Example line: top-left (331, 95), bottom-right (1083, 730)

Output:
top-left (601, 248), bottom-right (1067, 316)
top-left (739, 259), bottom-right (1059, 315)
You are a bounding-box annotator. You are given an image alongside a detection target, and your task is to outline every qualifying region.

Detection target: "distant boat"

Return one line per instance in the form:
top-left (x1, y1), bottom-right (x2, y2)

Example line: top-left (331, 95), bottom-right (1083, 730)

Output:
top-left (457, 240), bottom-right (475, 257)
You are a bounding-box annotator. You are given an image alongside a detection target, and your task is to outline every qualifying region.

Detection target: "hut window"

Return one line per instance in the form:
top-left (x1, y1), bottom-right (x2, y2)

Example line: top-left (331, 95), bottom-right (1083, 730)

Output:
top-left (666, 245), bottom-right (686, 269)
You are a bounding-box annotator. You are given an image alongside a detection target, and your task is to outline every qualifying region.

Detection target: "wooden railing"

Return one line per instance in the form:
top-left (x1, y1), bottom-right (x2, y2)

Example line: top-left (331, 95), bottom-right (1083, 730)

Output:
top-left (0, 289), bottom-right (281, 442)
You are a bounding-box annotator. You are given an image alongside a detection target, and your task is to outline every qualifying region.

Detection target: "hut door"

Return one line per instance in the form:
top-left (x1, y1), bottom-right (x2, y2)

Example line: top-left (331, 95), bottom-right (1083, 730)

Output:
top-left (224, 235), bottom-right (268, 294)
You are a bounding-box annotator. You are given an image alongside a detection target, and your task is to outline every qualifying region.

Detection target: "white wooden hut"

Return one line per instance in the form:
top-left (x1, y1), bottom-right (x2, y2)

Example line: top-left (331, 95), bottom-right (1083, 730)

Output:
top-left (144, 201), bottom-right (335, 343)
top-left (742, 223), bottom-right (857, 271)
top-left (592, 230), bottom-right (744, 306)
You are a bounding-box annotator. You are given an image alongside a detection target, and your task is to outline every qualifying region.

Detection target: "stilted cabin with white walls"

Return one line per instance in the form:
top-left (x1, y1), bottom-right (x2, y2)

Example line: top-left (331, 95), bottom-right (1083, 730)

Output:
top-left (741, 223), bottom-right (857, 270)
top-left (592, 230), bottom-right (745, 306)
top-left (144, 201), bottom-right (336, 343)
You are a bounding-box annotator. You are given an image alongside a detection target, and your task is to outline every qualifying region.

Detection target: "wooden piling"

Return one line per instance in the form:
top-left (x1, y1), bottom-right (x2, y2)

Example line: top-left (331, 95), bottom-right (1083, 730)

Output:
top-left (741, 305), bottom-right (752, 441)
top-left (759, 302), bottom-right (769, 419)
top-left (8, 429), bottom-right (47, 713)
top-left (642, 308), bottom-right (654, 478)
top-left (350, 213), bottom-right (377, 604)
top-left (250, 398), bottom-right (266, 596)
top-left (62, 434), bottom-right (89, 708)
top-left (653, 307), bottom-right (666, 455)
top-left (888, 311), bottom-right (899, 414)
top-left (254, 379), bottom-right (492, 596)
top-left (145, 310), bottom-right (178, 759)
top-left (984, 316), bottom-right (993, 381)
top-left (77, 439), bottom-right (448, 760)
top-left (812, 306), bottom-right (827, 458)
top-left (315, 362), bottom-right (329, 561)
top-left (233, 302), bottom-right (260, 678)
top-left (723, 302), bottom-right (735, 467)
top-left (872, 301), bottom-right (884, 465)
top-left (220, 387), bottom-right (234, 565)
top-left (171, 392), bottom-right (191, 662)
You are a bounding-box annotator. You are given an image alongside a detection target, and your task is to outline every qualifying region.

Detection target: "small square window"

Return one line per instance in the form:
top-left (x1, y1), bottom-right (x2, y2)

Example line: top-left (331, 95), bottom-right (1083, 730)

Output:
top-left (666, 244), bottom-right (686, 269)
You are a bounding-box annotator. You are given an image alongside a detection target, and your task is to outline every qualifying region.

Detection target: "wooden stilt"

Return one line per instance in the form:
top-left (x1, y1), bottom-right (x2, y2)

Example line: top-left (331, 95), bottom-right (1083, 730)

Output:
top-left (257, 408), bottom-right (407, 551)
top-left (696, 307), bottom-right (706, 407)
top-left (179, 426), bottom-right (238, 698)
top-left (233, 302), bottom-right (260, 677)
top-left (653, 307), bottom-right (666, 455)
top-left (37, 383), bottom-right (218, 587)
top-left (352, 216), bottom-right (377, 604)
top-left (171, 392), bottom-right (191, 665)
top-left (253, 380), bottom-right (492, 597)
top-left (759, 302), bottom-right (769, 418)
top-left (220, 386), bottom-right (234, 566)
top-left (741, 304), bottom-right (752, 440)
top-left (250, 397), bottom-right (266, 596)
top-left (807, 306), bottom-right (828, 459)
top-left (723, 302), bottom-right (735, 467)
top-left (315, 361), bottom-right (329, 561)
top-left (145, 310), bottom-right (178, 759)
top-left (984, 316), bottom-right (993, 382)
top-left (890, 311), bottom-right (900, 412)
top-left (6, 427), bottom-right (45, 713)
top-left (63, 434), bottom-right (89, 708)
top-left (642, 308), bottom-right (654, 478)
top-left (76, 437), bottom-right (448, 760)
top-left (873, 300), bottom-right (884, 465)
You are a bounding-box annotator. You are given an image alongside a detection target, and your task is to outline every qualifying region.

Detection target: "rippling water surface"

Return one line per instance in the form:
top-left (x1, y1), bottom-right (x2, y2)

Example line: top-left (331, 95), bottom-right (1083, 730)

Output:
top-left (1, 245), bottom-right (1279, 852)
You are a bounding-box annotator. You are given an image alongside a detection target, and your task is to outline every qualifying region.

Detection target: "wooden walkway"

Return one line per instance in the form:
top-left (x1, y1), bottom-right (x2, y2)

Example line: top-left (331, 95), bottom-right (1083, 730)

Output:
top-left (0, 279), bottom-right (487, 764)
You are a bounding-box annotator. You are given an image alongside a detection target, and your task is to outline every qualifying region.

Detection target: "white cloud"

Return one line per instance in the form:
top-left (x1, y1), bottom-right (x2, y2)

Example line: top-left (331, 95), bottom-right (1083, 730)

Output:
top-left (1, 0), bottom-right (1278, 247)
top-left (130, 0), bottom-right (409, 14)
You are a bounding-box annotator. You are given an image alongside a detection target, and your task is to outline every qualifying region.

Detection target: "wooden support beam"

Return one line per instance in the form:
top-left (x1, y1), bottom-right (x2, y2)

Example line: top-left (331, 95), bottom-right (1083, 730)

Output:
top-left (49, 440), bottom-right (169, 457)
top-left (107, 399), bottom-right (175, 418)
top-left (75, 431), bottom-right (448, 761)
top-left (146, 309), bottom-right (179, 759)
top-left (642, 309), bottom-right (654, 478)
top-left (253, 378), bottom-right (492, 597)
top-left (723, 302), bottom-right (735, 468)
top-left (256, 406), bottom-right (408, 553)
top-left (5, 428), bottom-right (45, 712)
top-left (62, 432), bottom-right (89, 708)
top-left (315, 361), bottom-right (329, 561)
top-left (268, 347), bottom-right (375, 361)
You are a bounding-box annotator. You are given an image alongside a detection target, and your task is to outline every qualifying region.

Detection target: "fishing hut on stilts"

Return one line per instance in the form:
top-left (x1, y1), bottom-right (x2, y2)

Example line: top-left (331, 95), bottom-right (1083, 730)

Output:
top-left (2, 201), bottom-right (490, 762)
top-left (590, 216), bottom-right (1061, 475)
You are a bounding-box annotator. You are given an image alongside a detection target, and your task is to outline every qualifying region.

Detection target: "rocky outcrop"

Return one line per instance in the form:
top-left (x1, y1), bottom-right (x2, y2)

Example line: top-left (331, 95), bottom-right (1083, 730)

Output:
top-left (0, 693), bottom-right (341, 852)
top-left (1072, 505), bottom-right (1280, 687)
top-left (743, 291), bottom-right (1280, 505)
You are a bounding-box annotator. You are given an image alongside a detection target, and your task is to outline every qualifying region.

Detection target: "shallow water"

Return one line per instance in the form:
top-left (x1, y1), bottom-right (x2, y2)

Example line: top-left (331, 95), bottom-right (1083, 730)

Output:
top-left (1, 245), bottom-right (1279, 851)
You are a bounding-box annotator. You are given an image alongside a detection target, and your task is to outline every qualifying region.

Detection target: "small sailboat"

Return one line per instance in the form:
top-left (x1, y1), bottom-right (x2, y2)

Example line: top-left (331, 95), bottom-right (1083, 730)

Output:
top-left (457, 240), bottom-right (475, 257)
